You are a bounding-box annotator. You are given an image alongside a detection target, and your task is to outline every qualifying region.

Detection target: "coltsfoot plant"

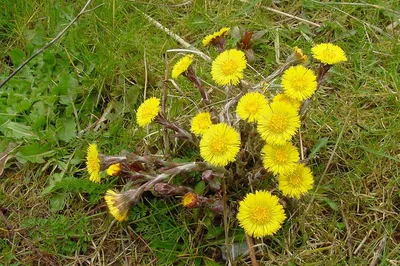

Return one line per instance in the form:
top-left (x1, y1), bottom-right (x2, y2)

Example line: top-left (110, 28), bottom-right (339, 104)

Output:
top-left (86, 27), bottom-right (346, 239)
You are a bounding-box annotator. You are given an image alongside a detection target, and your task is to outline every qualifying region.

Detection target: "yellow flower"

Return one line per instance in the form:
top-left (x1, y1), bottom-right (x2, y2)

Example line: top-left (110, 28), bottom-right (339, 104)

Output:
top-left (200, 123), bottom-right (240, 167)
top-left (182, 192), bottom-right (198, 208)
top-left (104, 190), bottom-right (130, 222)
top-left (257, 102), bottom-right (300, 145)
top-left (136, 97), bottom-right (160, 127)
top-left (87, 144), bottom-right (101, 183)
top-left (282, 65), bottom-right (317, 101)
top-left (190, 112), bottom-right (213, 136)
top-left (272, 93), bottom-right (301, 110)
top-left (236, 92), bottom-right (268, 122)
top-left (106, 163), bottom-right (121, 176)
top-left (278, 163), bottom-right (313, 199)
top-left (262, 142), bottom-right (299, 175)
top-left (211, 49), bottom-right (247, 86)
top-left (237, 190), bottom-right (286, 238)
top-left (292, 46), bottom-right (308, 63)
top-left (311, 43), bottom-right (347, 65)
top-left (202, 27), bottom-right (230, 46)
top-left (171, 54), bottom-right (194, 79)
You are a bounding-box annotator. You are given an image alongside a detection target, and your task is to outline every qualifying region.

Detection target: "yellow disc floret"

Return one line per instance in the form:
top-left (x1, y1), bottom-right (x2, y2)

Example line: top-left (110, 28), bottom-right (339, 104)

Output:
top-left (200, 123), bottom-right (240, 167)
top-left (104, 190), bottom-right (129, 222)
top-left (257, 102), bottom-right (300, 145)
top-left (87, 144), bottom-right (101, 183)
top-left (237, 190), bottom-right (286, 238)
top-left (236, 92), bottom-right (268, 122)
top-left (211, 49), bottom-right (247, 86)
top-left (136, 97), bottom-right (161, 127)
top-left (311, 43), bottom-right (347, 65)
top-left (171, 54), bottom-right (194, 79)
top-left (282, 65), bottom-right (317, 101)
top-left (190, 112), bottom-right (213, 136)
top-left (262, 142), bottom-right (299, 175)
top-left (202, 27), bottom-right (230, 46)
top-left (278, 163), bottom-right (314, 199)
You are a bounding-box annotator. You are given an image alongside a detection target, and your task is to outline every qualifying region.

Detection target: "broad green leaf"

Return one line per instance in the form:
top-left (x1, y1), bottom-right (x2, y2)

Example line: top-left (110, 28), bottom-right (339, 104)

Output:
top-left (10, 48), bottom-right (25, 66)
top-left (43, 52), bottom-right (56, 65)
top-left (56, 118), bottom-right (76, 142)
top-left (0, 121), bottom-right (38, 140)
top-left (16, 142), bottom-right (55, 163)
top-left (205, 226), bottom-right (224, 240)
top-left (16, 98), bottom-right (31, 112)
top-left (194, 180), bottom-right (206, 195)
top-left (51, 73), bottom-right (78, 96)
top-left (50, 193), bottom-right (68, 212)
top-left (42, 173), bottom-right (63, 195)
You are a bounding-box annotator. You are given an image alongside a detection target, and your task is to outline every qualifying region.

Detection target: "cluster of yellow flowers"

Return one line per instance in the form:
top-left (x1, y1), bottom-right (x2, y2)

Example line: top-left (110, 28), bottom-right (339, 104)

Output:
top-left (86, 27), bottom-right (347, 238)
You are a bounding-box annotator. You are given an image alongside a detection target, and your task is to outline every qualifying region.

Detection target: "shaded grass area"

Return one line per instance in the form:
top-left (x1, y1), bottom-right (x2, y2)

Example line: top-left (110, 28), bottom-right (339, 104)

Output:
top-left (1, 0), bottom-right (399, 265)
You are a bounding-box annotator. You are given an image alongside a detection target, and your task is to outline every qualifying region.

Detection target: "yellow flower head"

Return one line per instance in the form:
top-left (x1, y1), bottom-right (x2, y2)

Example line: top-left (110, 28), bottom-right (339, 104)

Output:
top-left (202, 27), bottom-right (230, 46)
top-left (278, 163), bottom-right (313, 199)
top-left (200, 123), bottom-right (240, 167)
top-left (311, 43), bottom-right (347, 65)
top-left (190, 112), bottom-right (213, 136)
top-left (106, 163), bottom-right (121, 176)
top-left (282, 65), bottom-right (317, 101)
top-left (237, 190), bottom-right (286, 238)
top-left (211, 49), bottom-right (247, 86)
top-left (171, 54), bottom-right (194, 79)
top-left (292, 46), bottom-right (308, 63)
top-left (182, 192), bottom-right (198, 208)
top-left (136, 97), bottom-right (161, 127)
top-left (272, 93), bottom-right (301, 110)
top-left (236, 92), bottom-right (268, 122)
top-left (262, 142), bottom-right (299, 175)
top-left (257, 102), bottom-right (300, 145)
top-left (104, 190), bottom-right (130, 222)
top-left (87, 144), bottom-right (101, 183)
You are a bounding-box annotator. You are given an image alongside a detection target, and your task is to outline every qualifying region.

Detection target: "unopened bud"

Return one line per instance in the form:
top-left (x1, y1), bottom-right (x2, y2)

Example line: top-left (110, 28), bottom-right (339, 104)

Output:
top-left (202, 170), bottom-right (214, 182)
top-left (106, 163), bottom-right (121, 176)
top-left (182, 192), bottom-right (198, 208)
top-left (202, 170), bottom-right (221, 191)
top-left (291, 46), bottom-right (308, 63)
top-left (154, 183), bottom-right (191, 196)
top-left (209, 199), bottom-right (224, 215)
top-left (182, 192), bottom-right (210, 208)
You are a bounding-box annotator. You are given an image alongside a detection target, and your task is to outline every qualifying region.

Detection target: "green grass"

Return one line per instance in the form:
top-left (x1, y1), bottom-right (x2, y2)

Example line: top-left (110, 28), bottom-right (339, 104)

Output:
top-left (1, 0), bottom-right (399, 265)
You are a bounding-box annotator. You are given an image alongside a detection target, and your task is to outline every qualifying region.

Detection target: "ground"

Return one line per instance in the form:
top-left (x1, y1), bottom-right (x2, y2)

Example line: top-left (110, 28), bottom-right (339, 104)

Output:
top-left (0, 0), bottom-right (399, 265)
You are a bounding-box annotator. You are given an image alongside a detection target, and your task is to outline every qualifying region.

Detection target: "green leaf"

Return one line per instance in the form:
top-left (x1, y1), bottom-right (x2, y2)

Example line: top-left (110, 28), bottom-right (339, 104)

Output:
top-left (43, 51), bottom-right (56, 65)
top-left (15, 98), bottom-right (31, 112)
top-left (309, 137), bottom-right (329, 159)
top-left (56, 118), bottom-right (76, 142)
top-left (16, 142), bottom-right (55, 163)
top-left (10, 48), bottom-right (25, 66)
top-left (42, 173), bottom-right (63, 195)
top-left (0, 121), bottom-right (38, 140)
top-left (194, 181), bottom-right (206, 195)
top-left (204, 258), bottom-right (223, 266)
top-left (51, 73), bottom-right (78, 96)
top-left (357, 145), bottom-right (400, 163)
top-left (322, 197), bottom-right (338, 212)
top-left (50, 193), bottom-right (68, 212)
top-left (205, 226), bottom-right (224, 240)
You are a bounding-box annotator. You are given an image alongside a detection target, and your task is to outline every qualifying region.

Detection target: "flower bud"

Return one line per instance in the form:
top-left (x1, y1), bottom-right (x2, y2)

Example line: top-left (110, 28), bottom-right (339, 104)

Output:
top-left (289, 46), bottom-right (308, 64)
top-left (106, 163), bottom-right (121, 176)
top-left (154, 183), bottom-right (191, 196)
